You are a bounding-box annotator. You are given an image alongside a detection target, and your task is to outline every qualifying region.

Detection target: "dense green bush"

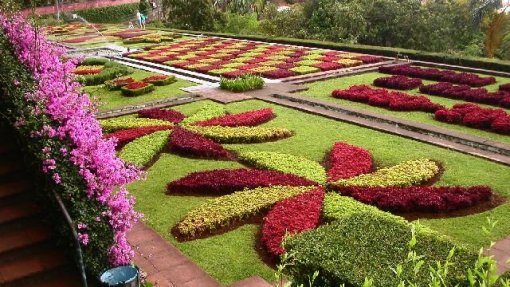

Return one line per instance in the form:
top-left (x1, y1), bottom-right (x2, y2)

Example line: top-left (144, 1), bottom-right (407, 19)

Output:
top-left (284, 211), bottom-right (478, 286)
top-left (81, 57), bottom-right (109, 66)
top-left (119, 130), bottom-right (171, 167)
top-left (120, 82), bottom-right (155, 96)
top-left (73, 3), bottom-right (139, 24)
top-left (217, 13), bottom-right (260, 35)
top-left (219, 74), bottom-right (264, 92)
top-left (77, 61), bottom-right (133, 86)
top-left (100, 117), bottom-right (172, 133)
top-left (186, 125), bottom-right (293, 143)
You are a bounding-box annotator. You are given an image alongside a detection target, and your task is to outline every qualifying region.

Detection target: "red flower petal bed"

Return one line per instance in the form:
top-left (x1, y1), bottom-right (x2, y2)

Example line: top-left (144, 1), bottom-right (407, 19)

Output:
top-left (142, 75), bottom-right (169, 82)
top-left (262, 69), bottom-right (296, 79)
top-left (138, 108), bottom-right (185, 123)
top-left (356, 55), bottom-right (383, 64)
top-left (341, 186), bottom-right (493, 212)
top-left (195, 108), bottom-right (274, 127)
top-left (167, 168), bottom-right (317, 195)
top-left (327, 142), bottom-right (373, 182)
top-left (435, 103), bottom-right (510, 134)
top-left (500, 83), bottom-right (510, 93)
top-left (125, 81), bottom-right (150, 90)
top-left (379, 64), bottom-right (496, 87)
top-left (420, 82), bottom-right (510, 108)
top-left (112, 77), bottom-right (135, 86)
top-left (373, 75), bottom-right (423, 90)
top-left (169, 127), bottom-right (233, 159)
top-left (105, 125), bottom-right (173, 149)
top-left (64, 35), bottom-right (100, 44)
top-left (332, 85), bottom-right (444, 112)
top-left (261, 187), bottom-right (325, 256)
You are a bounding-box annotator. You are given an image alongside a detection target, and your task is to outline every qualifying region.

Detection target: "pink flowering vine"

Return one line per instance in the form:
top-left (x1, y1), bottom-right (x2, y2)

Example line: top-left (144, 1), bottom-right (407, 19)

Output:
top-left (0, 14), bottom-right (142, 266)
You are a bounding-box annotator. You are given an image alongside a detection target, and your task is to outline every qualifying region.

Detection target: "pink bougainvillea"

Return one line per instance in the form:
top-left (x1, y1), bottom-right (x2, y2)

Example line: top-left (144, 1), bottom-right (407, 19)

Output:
top-left (1, 15), bottom-right (141, 266)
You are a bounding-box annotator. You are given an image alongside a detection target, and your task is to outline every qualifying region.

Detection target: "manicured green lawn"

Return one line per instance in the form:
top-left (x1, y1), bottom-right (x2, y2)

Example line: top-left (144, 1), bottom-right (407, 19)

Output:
top-left (125, 99), bottom-right (510, 285)
top-left (299, 72), bottom-right (510, 144)
top-left (83, 69), bottom-right (196, 111)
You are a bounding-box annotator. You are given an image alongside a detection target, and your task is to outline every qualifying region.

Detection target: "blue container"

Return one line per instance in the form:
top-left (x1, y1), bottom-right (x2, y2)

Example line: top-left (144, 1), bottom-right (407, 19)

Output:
top-left (99, 265), bottom-right (140, 287)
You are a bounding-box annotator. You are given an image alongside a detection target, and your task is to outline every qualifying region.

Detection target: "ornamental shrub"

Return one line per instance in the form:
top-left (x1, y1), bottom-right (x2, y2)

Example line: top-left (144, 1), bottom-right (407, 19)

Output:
top-left (118, 130), bottom-right (171, 167)
top-left (169, 127), bottom-right (233, 159)
top-left (327, 142), bottom-right (373, 182)
top-left (142, 75), bottom-right (177, 86)
top-left (186, 125), bottom-right (293, 144)
top-left (100, 117), bottom-right (172, 133)
top-left (285, 212), bottom-right (478, 287)
top-left (420, 82), bottom-right (510, 108)
top-left (289, 65), bottom-right (320, 74)
top-left (73, 3), bottom-right (139, 24)
top-left (138, 108), bottom-right (185, 123)
top-left (181, 103), bottom-right (226, 125)
top-left (77, 61), bottom-right (133, 86)
top-left (195, 108), bottom-right (274, 127)
top-left (322, 193), bottom-right (396, 222)
top-left (121, 82), bottom-right (155, 97)
top-left (175, 186), bottom-right (313, 239)
top-left (220, 74), bottom-right (265, 92)
top-left (373, 75), bottom-right (423, 90)
top-left (105, 125), bottom-right (173, 149)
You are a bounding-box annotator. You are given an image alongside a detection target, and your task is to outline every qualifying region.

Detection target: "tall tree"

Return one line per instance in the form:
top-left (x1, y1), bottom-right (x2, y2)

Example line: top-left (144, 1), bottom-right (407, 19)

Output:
top-left (162, 0), bottom-right (216, 30)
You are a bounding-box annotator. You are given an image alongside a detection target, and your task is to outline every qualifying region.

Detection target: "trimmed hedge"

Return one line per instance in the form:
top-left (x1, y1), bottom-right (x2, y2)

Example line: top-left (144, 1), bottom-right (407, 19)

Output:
top-left (168, 126), bottom-right (233, 159)
top-left (73, 3), bottom-right (139, 24)
top-left (181, 103), bottom-right (226, 125)
top-left (239, 151), bottom-right (326, 183)
top-left (333, 158), bottom-right (440, 188)
top-left (185, 125), bottom-right (293, 144)
top-left (195, 108), bottom-right (274, 127)
top-left (175, 186), bottom-right (313, 239)
top-left (100, 117), bottom-right (172, 133)
top-left (138, 108), bottom-right (185, 123)
top-left (118, 130), bottom-right (171, 167)
top-left (156, 28), bottom-right (510, 73)
top-left (77, 61), bottom-right (133, 86)
top-left (120, 82), bottom-right (155, 97)
top-left (105, 125), bottom-right (173, 149)
top-left (285, 212), bottom-right (478, 286)
top-left (322, 193), bottom-right (396, 222)
top-left (327, 142), bottom-right (373, 182)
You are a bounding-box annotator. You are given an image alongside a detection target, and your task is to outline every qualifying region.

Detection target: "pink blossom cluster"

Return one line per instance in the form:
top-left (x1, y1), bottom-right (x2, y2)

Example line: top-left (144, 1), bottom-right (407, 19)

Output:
top-left (1, 15), bottom-right (142, 266)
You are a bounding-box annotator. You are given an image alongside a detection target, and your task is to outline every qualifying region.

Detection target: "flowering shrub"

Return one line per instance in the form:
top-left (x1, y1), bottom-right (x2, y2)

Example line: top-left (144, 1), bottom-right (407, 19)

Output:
top-left (500, 83), bottom-right (510, 92)
top-left (327, 142), bottom-right (373, 182)
top-left (169, 127), bottom-right (233, 159)
top-left (332, 85), bottom-right (444, 112)
top-left (175, 186), bottom-right (313, 239)
top-left (104, 77), bottom-right (135, 90)
top-left (181, 103), bottom-right (226, 125)
top-left (100, 117), bottom-right (172, 133)
top-left (343, 186), bottom-right (493, 212)
top-left (137, 108), bottom-right (185, 123)
top-left (261, 188), bottom-right (324, 256)
top-left (356, 55), bottom-right (383, 64)
top-left (118, 130), bottom-right (171, 168)
top-left (77, 61), bottom-right (133, 86)
top-left (121, 82), bottom-right (155, 97)
top-left (434, 103), bottom-right (510, 134)
top-left (186, 125), bottom-right (293, 144)
top-left (379, 64), bottom-right (496, 87)
top-left (312, 62), bottom-right (343, 71)
top-left (0, 16), bottom-right (141, 274)
top-left (333, 159), bottom-right (440, 188)
top-left (167, 169), bottom-right (317, 195)
top-left (74, 65), bottom-right (104, 75)
top-left (262, 69), bottom-right (296, 79)
top-left (105, 125), bottom-right (173, 149)
top-left (373, 75), bottom-right (423, 90)
top-left (195, 108), bottom-right (274, 127)
top-left (141, 74), bottom-right (177, 86)
top-left (420, 82), bottom-right (510, 108)
top-left (239, 151), bottom-right (327, 183)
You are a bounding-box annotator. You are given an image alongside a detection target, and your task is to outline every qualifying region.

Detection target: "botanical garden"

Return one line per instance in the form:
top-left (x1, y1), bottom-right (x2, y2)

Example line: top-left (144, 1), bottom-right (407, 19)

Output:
top-left (0, 0), bottom-right (510, 286)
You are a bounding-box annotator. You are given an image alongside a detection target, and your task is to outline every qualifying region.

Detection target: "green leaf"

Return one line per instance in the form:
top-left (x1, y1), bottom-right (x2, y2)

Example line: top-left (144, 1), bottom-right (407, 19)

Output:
top-left (118, 130), bottom-right (171, 167)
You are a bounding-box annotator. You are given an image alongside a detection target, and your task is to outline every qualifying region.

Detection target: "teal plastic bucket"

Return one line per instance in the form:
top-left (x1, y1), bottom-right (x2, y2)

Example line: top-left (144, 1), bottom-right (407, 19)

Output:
top-left (99, 266), bottom-right (140, 287)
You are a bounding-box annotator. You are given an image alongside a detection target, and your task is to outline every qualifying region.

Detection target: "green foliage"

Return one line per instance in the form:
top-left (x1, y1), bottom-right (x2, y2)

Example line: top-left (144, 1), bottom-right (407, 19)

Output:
top-left (119, 130), bottom-right (171, 167)
top-left (289, 66), bottom-right (320, 74)
top-left (208, 67), bottom-right (237, 75)
top-left (139, 0), bottom-right (151, 15)
top-left (81, 57), bottom-right (109, 66)
top-left (100, 117), bottom-right (172, 132)
top-left (120, 83), bottom-right (155, 96)
top-left (238, 151), bottom-right (326, 183)
top-left (144, 75), bottom-right (177, 86)
top-left (175, 186), bottom-right (312, 238)
top-left (218, 13), bottom-right (260, 35)
top-left (77, 61), bottom-right (133, 86)
top-left (181, 103), bottom-right (226, 125)
top-left (185, 126), bottom-right (293, 143)
top-left (322, 193), bottom-right (396, 222)
top-left (284, 212), bottom-right (478, 287)
top-left (333, 159), bottom-right (440, 188)
top-left (162, 0), bottom-right (220, 31)
top-left (219, 74), bottom-right (264, 92)
top-left (74, 3), bottom-right (139, 24)
top-left (259, 4), bottom-right (307, 38)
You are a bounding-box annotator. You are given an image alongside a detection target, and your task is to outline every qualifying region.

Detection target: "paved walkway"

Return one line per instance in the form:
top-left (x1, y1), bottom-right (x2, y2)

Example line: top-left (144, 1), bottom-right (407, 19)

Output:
top-left (21, 0), bottom-right (139, 16)
top-left (487, 238), bottom-right (510, 274)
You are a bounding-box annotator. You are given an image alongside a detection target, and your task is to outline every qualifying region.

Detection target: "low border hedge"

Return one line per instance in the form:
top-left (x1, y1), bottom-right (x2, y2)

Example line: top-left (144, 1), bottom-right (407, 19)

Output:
top-left (73, 3), bottom-right (138, 24)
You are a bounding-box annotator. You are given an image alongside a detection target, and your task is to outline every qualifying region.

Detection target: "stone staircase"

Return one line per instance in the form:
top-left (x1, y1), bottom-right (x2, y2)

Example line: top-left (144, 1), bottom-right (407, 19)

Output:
top-left (0, 126), bottom-right (83, 287)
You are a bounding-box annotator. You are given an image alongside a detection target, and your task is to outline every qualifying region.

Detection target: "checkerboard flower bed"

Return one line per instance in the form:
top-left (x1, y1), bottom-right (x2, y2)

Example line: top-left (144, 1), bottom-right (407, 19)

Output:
top-left (420, 82), bottom-right (510, 108)
top-left (121, 82), bottom-right (155, 96)
top-left (332, 85), bottom-right (444, 112)
top-left (168, 169), bottom-right (317, 195)
top-left (142, 74), bottom-right (176, 86)
top-left (126, 37), bottom-right (382, 79)
top-left (379, 64), bottom-right (496, 87)
top-left (435, 103), bottom-right (510, 134)
top-left (373, 75), bottom-right (423, 90)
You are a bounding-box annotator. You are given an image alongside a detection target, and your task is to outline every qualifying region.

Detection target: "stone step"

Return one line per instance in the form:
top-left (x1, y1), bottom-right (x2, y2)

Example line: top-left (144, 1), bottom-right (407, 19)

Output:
top-left (229, 276), bottom-right (274, 287)
top-left (0, 223), bottom-right (51, 257)
top-left (0, 160), bottom-right (24, 177)
top-left (0, 201), bottom-right (40, 226)
top-left (0, 248), bottom-right (67, 286)
top-left (0, 179), bottom-right (31, 202)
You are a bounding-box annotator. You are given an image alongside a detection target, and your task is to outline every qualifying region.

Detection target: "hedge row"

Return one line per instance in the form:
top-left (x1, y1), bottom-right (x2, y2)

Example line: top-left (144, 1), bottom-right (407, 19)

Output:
top-left (181, 103), bottom-right (226, 125)
top-left (186, 125), bottom-right (293, 144)
top-left (333, 158), bottom-right (440, 188)
top-left (77, 61), bottom-right (133, 86)
top-left (284, 212), bottom-right (478, 286)
top-left (239, 151), bottom-right (326, 183)
top-left (169, 127), bottom-right (233, 159)
top-left (373, 75), bottom-right (423, 90)
top-left (195, 108), bottom-right (274, 127)
top-left (174, 186), bottom-right (312, 239)
top-left (138, 108), bottom-right (185, 123)
top-left (118, 130), bottom-right (171, 168)
top-left (167, 168), bottom-right (316, 195)
top-left (435, 103), bottom-right (510, 134)
top-left (73, 3), bottom-right (139, 24)
top-left (100, 117), bottom-right (172, 133)
top-left (322, 193), bottom-right (397, 222)
top-left (327, 142), bottom-right (373, 182)
top-left (105, 125), bottom-right (173, 149)
top-left (157, 28), bottom-right (510, 73)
